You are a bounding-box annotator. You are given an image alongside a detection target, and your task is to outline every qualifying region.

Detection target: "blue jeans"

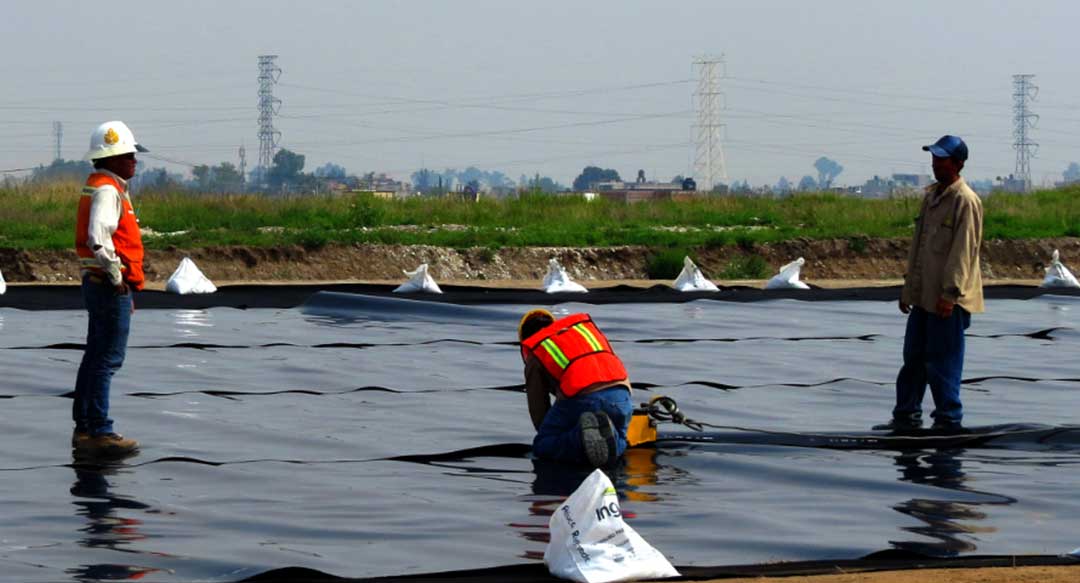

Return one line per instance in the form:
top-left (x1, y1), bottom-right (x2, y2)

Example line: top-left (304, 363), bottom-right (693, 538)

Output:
top-left (73, 276), bottom-right (133, 436)
top-left (533, 387), bottom-right (633, 466)
top-left (894, 306), bottom-right (970, 426)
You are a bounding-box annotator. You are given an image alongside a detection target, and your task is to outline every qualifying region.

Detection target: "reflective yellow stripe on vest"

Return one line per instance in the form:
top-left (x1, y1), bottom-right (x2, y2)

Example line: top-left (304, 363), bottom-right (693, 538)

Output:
top-left (541, 338), bottom-right (569, 369)
top-left (573, 324), bottom-right (604, 352)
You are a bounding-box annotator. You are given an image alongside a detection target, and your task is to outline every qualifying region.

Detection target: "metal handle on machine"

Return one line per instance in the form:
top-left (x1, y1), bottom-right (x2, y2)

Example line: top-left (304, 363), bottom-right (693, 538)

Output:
top-left (645, 395), bottom-right (704, 432)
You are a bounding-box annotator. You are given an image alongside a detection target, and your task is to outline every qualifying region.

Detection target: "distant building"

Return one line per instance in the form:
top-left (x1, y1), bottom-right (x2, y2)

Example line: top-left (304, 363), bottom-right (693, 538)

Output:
top-left (349, 174), bottom-right (410, 199)
top-left (859, 173), bottom-right (933, 198)
top-left (592, 179), bottom-right (685, 203)
top-left (861, 175), bottom-right (892, 198)
top-left (598, 189), bottom-right (677, 203)
top-left (591, 180), bottom-right (683, 192)
top-left (995, 174), bottom-right (1029, 193)
top-left (892, 173), bottom-right (933, 191)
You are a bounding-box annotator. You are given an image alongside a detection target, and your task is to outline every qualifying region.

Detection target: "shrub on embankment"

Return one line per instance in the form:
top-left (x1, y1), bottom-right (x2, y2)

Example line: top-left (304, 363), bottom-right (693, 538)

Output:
top-left (1, 182), bottom-right (1078, 250)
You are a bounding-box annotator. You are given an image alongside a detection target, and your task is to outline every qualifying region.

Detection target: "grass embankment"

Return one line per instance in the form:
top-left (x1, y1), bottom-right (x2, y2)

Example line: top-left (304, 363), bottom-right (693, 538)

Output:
top-left (3, 182), bottom-right (1078, 254)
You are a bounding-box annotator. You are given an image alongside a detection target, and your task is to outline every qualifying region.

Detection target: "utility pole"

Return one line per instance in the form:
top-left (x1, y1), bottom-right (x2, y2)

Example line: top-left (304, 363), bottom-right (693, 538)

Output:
top-left (693, 55), bottom-right (727, 193)
top-left (1012, 74), bottom-right (1038, 192)
top-left (238, 144), bottom-right (247, 190)
top-left (257, 55), bottom-right (282, 188)
top-left (52, 121), bottom-right (63, 161)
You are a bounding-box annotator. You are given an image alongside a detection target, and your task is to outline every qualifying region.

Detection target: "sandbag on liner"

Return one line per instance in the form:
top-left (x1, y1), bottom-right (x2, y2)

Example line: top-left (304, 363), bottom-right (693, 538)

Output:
top-left (546, 468), bottom-right (678, 583)
top-left (393, 263), bottom-right (443, 294)
top-left (1041, 249), bottom-right (1080, 288)
top-left (542, 258), bottom-right (588, 293)
top-left (765, 257), bottom-right (810, 290)
top-left (672, 256), bottom-right (719, 292)
top-left (165, 257), bottom-right (217, 294)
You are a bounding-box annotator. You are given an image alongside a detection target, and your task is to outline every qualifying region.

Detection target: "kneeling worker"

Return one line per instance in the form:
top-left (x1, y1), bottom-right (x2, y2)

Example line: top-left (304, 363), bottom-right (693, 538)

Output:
top-left (518, 309), bottom-right (633, 467)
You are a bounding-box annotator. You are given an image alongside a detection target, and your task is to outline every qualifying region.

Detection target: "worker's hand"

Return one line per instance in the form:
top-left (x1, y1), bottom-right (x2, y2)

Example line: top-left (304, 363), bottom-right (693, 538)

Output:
top-left (114, 281), bottom-right (130, 296)
top-left (898, 299), bottom-right (910, 314)
top-left (935, 296), bottom-right (955, 319)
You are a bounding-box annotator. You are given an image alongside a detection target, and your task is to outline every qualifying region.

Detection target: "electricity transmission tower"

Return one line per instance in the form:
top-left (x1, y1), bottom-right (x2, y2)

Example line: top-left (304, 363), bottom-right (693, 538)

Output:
top-left (1012, 74), bottom-right (1038, 192)
top-left (693, 55), bottom-right (727, 192)
top-left (52, 121), bottom-right (63, 161)
top-left (257, 55), bottom-right (282, 185)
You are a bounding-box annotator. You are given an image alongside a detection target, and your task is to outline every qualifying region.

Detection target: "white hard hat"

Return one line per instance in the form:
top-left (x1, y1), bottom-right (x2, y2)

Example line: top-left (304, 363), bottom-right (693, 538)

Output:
top-left (84, 121), bottom-right (149, 161)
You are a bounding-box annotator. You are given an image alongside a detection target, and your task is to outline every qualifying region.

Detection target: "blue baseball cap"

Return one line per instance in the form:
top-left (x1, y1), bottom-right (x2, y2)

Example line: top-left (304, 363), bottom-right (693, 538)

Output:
top-left (922, 135), bottom-right (968, 161)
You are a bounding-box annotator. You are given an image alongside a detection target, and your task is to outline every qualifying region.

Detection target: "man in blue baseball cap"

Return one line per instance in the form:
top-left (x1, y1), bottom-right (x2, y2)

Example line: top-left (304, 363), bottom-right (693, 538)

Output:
top-left (875, 135), bottom-right (984, 435)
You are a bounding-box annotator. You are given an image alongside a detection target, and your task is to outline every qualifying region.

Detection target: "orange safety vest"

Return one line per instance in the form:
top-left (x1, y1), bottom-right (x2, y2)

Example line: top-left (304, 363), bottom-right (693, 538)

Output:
top-left (74, 173), bottom-right (145, 290)
top-left (520, 313), bottom-right (628, 398)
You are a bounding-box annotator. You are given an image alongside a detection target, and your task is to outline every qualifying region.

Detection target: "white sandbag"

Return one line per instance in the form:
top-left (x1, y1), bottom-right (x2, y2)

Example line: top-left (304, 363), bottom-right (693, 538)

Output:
top-left (1041, 250), bottom-right (1080, 288)
top-left (0, 268), bottom-right (5, 295)
top-left (393, 263), bottom-right (443, 294)
top-left (543, 258), bottom-right (588, 293)
top-left (545, 469), bottom-right (679, 583)
top-left (672, 256), bottom-right (719, 292)
top-left (765, 257), bottom-right (810, 290)
top-left (165, 257), bottom-right (217, 295)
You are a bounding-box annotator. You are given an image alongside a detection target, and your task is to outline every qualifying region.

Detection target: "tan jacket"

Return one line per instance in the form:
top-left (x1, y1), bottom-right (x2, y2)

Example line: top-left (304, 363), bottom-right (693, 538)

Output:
top-left (901, 176), bottom-right (984, 314)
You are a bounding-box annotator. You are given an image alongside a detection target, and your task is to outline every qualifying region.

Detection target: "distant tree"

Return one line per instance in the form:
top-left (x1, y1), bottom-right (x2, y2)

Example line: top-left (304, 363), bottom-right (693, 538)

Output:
top-left (213, 163), bottom-right (243, 192)
top-left (670, 175), bottom-right (686, 184)
top-left (798, 175), bottom-right (818, 191)
top-left (814, 156), bottom-right (844, 188)
top-left (192, 165), bottom-right (212, 190)
top-left (193, 162), bottom-right (244, 193)
top-left (268, 149), bottom-right (305, 191)
top-left (30, 158), bottom-right (92, 182)
top-left (314, 162), bottom-right (347, 179)
top-left (130, 167), bottom-right (185, 193)
top-left (412, 168), bottom-right (436, 192)
top-left (572, 166), bottom-right (621, 191)
top-left (775, 176), bottom-right (792, 192)
top-left (1064, 162), bottom-right (1080, 183)
top-left (526, 173), bottom-right (566, 193)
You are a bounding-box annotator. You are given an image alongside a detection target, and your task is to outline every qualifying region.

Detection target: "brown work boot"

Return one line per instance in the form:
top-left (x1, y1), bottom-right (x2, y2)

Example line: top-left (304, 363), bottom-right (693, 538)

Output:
top-left (71, 431), bottom-right (90, 448)
top-left (74, 433), bottom-right (139, 456)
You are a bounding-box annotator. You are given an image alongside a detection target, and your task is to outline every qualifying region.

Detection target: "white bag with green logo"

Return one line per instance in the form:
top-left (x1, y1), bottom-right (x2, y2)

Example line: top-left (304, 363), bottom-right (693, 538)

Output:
top-left (545, 469), bottom-right (679, 583)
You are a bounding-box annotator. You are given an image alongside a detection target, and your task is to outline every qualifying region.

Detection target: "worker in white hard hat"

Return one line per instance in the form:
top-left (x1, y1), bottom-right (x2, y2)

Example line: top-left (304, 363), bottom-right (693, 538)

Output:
top-left (71, 121), bottom-right (148, 457)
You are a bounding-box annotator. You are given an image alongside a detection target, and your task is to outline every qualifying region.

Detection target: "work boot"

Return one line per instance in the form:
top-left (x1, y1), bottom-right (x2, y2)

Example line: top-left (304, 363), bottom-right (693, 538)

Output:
top-left (74, 433), bottom-right (139, 457)
top-left (872, 413), bottom-right (923, 434)
top-left (580, 411), bottom-right (617, 468)
top-left (930, 421), bottom-right (970, 436)
top-left (71, 430), bottom-right (90, 448)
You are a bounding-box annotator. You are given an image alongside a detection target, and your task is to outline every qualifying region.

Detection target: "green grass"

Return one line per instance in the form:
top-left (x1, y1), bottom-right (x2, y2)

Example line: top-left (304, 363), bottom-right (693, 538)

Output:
top-left (2, 182), bottom-right (1079, 250)
top-left (720, 254), bottom-right (770, 279)
top-left (646, 248), bottom-right (693, 279)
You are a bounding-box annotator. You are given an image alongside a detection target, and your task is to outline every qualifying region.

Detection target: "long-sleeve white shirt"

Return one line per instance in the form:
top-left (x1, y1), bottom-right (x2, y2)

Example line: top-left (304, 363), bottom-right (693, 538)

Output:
top-left (84, 169), bottom-right (132, 286)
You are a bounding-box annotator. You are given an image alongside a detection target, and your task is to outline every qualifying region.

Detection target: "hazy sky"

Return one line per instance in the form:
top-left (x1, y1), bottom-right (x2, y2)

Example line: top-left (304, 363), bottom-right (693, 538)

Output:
top-left (3, 1), bottom-right (1079, 188)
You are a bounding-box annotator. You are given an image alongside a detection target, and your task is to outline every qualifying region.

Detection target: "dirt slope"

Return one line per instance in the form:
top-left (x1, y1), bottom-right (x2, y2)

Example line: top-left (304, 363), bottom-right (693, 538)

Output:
top-left (2, 237), bottom-right (1078, 284)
